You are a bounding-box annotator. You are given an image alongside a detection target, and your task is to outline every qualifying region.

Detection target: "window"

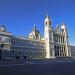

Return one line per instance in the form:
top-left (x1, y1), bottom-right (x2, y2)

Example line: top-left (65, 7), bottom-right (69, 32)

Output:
top-left (59, 36), bottom-right (60, 43)
top-left (35, 52), bottom-right (38, 55)
top-left (55, 46), bottom-right (59, 56)
top-left (25, 52), bottom-right (28, 56)
top-left (50, 50), bottom-right (52, 56)
top-left (61, 37), bottom-right (62, 43)
top-left (0, 36), bottom-right (2, 41)
top-left (18, 51), bottom-right (21, 55)
top-left (63, 37), bottom-right (64, 43)
top-left (46, 38), bottom-right (47, 41)
top-left (64, 47), bottom-right (65, 50)
top-left (50, 38), bottom-right (52, 41)
top-left (54, 46), bottom-right (56, 49)
top-left (11, 51), bottom-right (15, 55)
top-left (30, 35), bottom-right (32, 37)
top-left (49, 21), bottom-right (51, 25)
top-left (40, 52), bottom-right (42, 56)
top-left (31, 52), bottom-right (33, 56)
top-left (0, 50), bottom-right (2, 55)
top-left (46, 22), bottom-right (47, 26)
top-left (2, 36), bottom-right (9, 42)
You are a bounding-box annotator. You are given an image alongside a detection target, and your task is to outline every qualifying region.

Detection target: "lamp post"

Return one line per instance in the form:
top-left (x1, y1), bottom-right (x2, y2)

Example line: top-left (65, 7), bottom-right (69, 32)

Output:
top-left (0, 44), bottom-right (4, 63)
top-left (0, 47), bottom-right (2, 60)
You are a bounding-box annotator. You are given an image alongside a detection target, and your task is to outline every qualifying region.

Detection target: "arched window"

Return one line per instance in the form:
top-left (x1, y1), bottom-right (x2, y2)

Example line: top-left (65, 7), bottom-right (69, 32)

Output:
top-left (11, 51), bottom-right (15, 55)
top-left (49, 21), bottom-right (51, 25)
top-left (46, 22), bottom-right (47, 26)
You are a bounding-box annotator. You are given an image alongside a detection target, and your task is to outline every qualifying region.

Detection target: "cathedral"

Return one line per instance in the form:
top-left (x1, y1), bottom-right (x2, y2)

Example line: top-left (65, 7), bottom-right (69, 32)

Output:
top-left (44, 15), bottom-right (71, 58)
top-left (0, 14), bottom-right (71, 59)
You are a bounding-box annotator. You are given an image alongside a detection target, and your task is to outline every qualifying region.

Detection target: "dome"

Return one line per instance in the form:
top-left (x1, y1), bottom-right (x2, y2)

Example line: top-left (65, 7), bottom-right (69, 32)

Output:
top-left (61, 25), bottom-right (66, 29)
top-left (45, 14), bottom-right (52, 22)
top-left (0, 25), bottom-right (6, 31)
top-left (61, 21), bottom-right (66, 30)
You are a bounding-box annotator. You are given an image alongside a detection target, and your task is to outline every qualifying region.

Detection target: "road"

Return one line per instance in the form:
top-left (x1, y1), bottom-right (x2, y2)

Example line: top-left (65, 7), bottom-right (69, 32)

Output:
top-left (0, 60), bottom-right (75, 75)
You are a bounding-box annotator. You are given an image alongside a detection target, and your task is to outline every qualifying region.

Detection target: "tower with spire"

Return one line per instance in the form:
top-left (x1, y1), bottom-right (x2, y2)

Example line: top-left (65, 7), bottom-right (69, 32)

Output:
top-left (29, 24), bottom-right (41, 40)
top-left (61, 21), bottom-right (71, 56)
top-left (44, 14), bottom-right (54, 58)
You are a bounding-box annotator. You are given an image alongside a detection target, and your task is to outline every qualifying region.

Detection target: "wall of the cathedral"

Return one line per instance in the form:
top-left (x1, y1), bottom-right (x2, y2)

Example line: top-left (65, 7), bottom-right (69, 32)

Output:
top-left (70, 46), bottom-right (75, 58)
top-left (0, 32), bottom-right (46, 59)
top-left (10, 36), bottom-right (45, 59)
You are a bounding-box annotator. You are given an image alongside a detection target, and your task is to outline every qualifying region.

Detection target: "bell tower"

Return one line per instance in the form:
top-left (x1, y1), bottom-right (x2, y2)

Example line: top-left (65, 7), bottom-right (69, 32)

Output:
top-left (44, 14), bottom-right (52, 32)
top-left (61, 22), bottom-right (71, 56)
top-left (44, 14), bottom-right (53, 58)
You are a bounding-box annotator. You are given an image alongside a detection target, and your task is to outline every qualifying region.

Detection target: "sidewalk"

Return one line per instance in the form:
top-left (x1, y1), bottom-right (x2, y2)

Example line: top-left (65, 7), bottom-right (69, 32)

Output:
top-left (0, 58), bottom-right (75, 65)
top-left (0, 59), bottom-right (27, 65)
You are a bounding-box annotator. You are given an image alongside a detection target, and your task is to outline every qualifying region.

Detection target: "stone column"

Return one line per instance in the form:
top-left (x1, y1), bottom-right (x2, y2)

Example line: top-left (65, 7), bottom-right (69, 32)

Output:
top-left (60, 36), bottom-right (61, 43)
top-left (52, 33), bottom-right (54, 42)
top-left (59, 46), bottom-right (60, 56)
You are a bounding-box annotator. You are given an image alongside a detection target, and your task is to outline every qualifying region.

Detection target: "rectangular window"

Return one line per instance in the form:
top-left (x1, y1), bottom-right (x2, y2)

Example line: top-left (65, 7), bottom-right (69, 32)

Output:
top-left (11, 51), bottom-right (15, 55)
top-left (63, 37), bottom-right (64, 43)
top-left (46, 38), bottom-right (47, 41)
top-left (50, 38), bottom-right (52, 41)
top-left (18, 51), bottom-right (21, 55)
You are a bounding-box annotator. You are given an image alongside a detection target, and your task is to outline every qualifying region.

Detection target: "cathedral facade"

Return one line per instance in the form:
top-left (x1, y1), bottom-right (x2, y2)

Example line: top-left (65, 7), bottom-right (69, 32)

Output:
top-left (0, 15), bottom-right (71, 59)
top-left (44, 15), bottom-right (71, 58)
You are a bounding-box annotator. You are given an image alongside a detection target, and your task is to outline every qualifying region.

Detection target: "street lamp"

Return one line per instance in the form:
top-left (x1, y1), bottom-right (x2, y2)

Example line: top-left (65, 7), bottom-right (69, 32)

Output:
top-left (0, 44), bottom-right (4, 63)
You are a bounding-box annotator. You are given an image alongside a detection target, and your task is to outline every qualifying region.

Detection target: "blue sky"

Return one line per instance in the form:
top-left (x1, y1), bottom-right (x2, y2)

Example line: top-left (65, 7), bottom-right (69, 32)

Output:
top-left (0, 0), bottom-right (75, 45)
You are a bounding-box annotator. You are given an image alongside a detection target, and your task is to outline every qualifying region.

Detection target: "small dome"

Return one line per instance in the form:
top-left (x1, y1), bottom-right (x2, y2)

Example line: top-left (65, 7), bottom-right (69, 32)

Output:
top-left (0, 25), bottom-right (6, 31)
top-left (61, 25), bottom-right (66, 29)
top-left (61, 21), bottom-right (66, 30)
top-left (45, 14), bottom-right (52, 22)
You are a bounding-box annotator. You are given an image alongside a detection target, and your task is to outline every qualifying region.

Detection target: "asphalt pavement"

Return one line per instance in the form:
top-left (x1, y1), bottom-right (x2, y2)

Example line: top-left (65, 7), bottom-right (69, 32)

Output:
top-left (0, 59), bottom-right (75, 75)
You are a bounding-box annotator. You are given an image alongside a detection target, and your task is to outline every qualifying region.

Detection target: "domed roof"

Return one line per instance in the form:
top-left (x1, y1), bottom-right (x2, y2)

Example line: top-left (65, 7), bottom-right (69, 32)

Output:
top-left (45, 14), bottom-right (52, 22)
top-left (0, 25), bottom-right (6, 31)
top-left (61, 21), bottom-right (66, 30)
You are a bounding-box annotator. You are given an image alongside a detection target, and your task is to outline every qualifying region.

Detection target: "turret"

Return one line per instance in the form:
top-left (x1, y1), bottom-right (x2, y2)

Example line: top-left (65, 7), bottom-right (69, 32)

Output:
top-left (29, 24), bottom-right (41, 40)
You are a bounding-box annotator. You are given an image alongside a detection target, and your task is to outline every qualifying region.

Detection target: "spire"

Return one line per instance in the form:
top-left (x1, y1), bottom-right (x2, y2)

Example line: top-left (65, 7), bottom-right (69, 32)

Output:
top-left (56, 24), bottom-right (59, 28)
top-left (45, 12), bottom-right (52, 23)
top-left (46, 12), bottom-right (51, 20)
top-left (33, 24), bottom-right (36, 30)
top-left (46, 13), bottom-right (50, 18)
top-left (62, 20), bottom-right (65, 26)
top-left (61, 20), bottom-right (67, 28)
top-left (33, 24), bottom-right (39, 33)
top-left (61, 20), bottom-right (67, 33)
top-left (56, 24), bottom-right (60, 32)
